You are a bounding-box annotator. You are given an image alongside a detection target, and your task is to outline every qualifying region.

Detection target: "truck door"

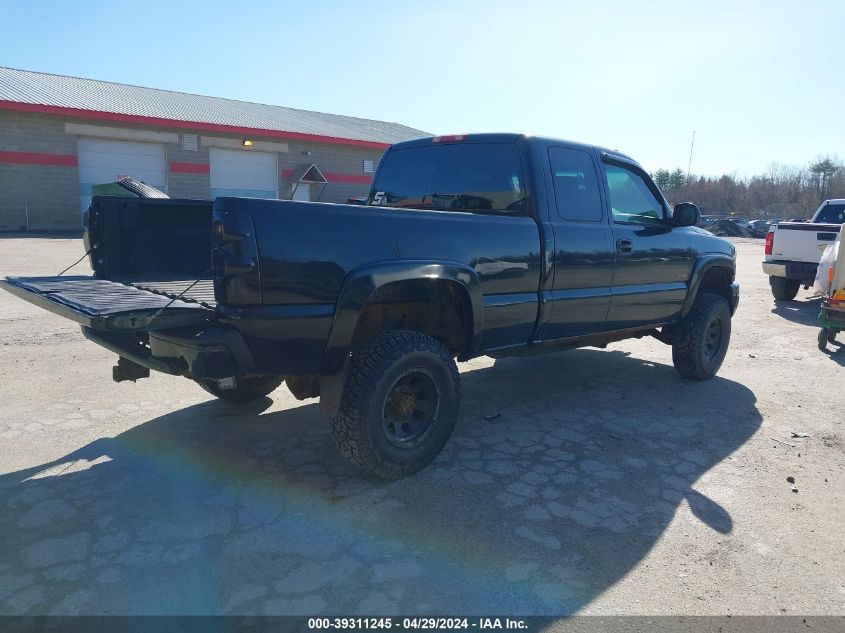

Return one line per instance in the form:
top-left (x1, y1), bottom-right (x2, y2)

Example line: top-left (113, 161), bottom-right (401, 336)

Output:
top-left (601, 158), bottom-right (692, 328)
top-left (540, 146), bottom-right (614, 339)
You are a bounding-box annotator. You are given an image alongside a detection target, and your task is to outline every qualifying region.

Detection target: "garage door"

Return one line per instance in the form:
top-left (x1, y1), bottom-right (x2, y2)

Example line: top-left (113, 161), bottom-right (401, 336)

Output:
top-left (77, 138), bottom-right (166, 213)
top-left (210, 148), bottom-right (277, 199)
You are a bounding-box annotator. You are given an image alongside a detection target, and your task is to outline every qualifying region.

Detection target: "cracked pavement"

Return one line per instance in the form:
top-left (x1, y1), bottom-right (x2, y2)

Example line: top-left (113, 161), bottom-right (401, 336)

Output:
top-left (0, 236), bottom-right (842, 615)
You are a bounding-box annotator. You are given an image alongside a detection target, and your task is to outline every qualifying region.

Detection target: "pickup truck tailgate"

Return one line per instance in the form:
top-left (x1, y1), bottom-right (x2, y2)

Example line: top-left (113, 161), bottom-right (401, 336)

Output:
top-left (771, 223), bottom-right (841, 263)
top-left (0, 275), bottom-right (214, 331)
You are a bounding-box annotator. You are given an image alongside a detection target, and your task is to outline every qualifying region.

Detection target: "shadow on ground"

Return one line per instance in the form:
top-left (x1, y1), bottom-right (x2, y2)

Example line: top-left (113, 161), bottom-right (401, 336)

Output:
top-left (772, 297), bottom-right (845, 365)
top-left (772, 296), bottom-right (821, 326)
top-left (821, 339), bottom-right (845, 366)
top-left (0, 349), bottom-right (761, 615)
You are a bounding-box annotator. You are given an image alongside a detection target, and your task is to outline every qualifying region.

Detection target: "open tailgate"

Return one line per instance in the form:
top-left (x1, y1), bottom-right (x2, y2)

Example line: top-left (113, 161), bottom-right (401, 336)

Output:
top-left (0, 275), bottom-right (214, 331)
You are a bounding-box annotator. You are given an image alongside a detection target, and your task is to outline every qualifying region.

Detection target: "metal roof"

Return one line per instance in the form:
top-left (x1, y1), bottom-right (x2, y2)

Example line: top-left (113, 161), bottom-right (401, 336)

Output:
top-left (0, 67), bottom-right (429, 147)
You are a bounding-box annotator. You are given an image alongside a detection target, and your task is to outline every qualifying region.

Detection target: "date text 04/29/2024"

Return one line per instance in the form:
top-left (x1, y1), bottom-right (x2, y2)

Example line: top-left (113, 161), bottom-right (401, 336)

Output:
top-left (307, 618), bottom-right (528, 630)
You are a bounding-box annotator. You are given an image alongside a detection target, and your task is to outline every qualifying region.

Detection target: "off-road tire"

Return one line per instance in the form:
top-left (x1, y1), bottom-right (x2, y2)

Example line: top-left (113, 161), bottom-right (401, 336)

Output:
top-left (770, 276), bottom-right (800, 301)
top-left (332, 330), bottom-right (460, 480)
top-left (197, 374), bottom-right (283, 402)
top-left (672, 293), bottom-right (732, 380)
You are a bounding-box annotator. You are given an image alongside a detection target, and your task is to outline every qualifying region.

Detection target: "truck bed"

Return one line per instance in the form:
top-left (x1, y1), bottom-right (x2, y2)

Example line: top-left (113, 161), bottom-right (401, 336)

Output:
top-left (0, 275), bottom-right (215, 331)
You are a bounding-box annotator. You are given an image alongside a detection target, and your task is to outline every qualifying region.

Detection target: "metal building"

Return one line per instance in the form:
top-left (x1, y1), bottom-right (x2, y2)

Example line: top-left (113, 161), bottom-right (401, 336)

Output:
top-left (0, 67), bottom-right (427, 230)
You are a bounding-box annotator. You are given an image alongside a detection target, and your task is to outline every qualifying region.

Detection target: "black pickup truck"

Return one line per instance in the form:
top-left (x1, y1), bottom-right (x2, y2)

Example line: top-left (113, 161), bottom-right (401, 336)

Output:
top-left (2, 134), bottom-right (739, 479)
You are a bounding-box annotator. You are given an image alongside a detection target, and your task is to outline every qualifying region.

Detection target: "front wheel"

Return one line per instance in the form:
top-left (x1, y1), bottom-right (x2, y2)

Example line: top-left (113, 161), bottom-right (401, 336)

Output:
top-left (196, 374), bottom-right (283, 402)
top-left (770, 276), bottom-right (800, 301)
top-left (672, 293), bottom-right (732, 380)
top-left (331, 330), bottom-right (460, 480)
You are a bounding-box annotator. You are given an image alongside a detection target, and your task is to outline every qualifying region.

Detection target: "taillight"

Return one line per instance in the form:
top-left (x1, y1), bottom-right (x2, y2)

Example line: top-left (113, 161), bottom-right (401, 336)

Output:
top-left (432, 134), bottom-right (468, 143)
top-left (212, 210), bottom-right (261, 306)
top-left (213, 212), bottom-right (253, 245)
top-left (765, 231), bottom-right (774, 255)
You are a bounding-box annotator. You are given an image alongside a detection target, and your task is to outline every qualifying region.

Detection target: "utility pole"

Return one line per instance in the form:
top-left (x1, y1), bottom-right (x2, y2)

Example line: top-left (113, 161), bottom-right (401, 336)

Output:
top-left (684, 130), bottom-right (695, 200)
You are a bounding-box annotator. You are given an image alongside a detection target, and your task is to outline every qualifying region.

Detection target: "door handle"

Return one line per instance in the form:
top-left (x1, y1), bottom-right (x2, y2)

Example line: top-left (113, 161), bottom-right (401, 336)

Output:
top-left (616, 239), bottom-right (633, 254)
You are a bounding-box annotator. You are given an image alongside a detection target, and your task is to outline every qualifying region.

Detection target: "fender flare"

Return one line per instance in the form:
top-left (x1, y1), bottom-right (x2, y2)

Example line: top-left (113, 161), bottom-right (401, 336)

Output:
top-left (318, 260), bottom-right (482, 415)
top-left (680, 254), bottom-right (736, 317)
top-left (322, 260), bottom-right (483, 375)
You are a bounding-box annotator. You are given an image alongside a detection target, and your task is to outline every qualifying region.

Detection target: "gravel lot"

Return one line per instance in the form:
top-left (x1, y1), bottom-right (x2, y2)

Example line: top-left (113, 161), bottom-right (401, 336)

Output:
top-left (0, 235), bottom-right (842, 616)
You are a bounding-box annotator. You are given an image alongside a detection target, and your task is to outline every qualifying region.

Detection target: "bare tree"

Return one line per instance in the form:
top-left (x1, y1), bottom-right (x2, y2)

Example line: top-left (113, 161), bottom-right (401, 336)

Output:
top-left (654, 155), bottom-right (844, 219)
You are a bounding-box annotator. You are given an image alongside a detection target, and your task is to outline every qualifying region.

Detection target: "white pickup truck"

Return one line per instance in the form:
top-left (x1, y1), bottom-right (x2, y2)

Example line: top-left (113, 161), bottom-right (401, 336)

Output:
top-left (762, 199), bottom-right (844, 300)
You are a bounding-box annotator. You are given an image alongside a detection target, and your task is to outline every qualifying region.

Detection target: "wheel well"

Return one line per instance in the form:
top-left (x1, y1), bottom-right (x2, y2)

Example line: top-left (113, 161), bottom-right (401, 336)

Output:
top-left (350, 279), bottom-right (472, 357)
top-left (698, 266), bottom-right (734, 307)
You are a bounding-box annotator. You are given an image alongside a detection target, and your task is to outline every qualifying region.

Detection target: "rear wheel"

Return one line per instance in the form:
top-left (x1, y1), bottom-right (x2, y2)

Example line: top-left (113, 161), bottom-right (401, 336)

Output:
top-left (672, 293), bottom-right (732, 380)
top-left (196, 374), bottom-right (283, 402)
top-left (770, 276), bottom-right (800, 301)
top-left (331, 330), bottom-right (460, 480)
top-left (818, 328), bottom-right (829, 351)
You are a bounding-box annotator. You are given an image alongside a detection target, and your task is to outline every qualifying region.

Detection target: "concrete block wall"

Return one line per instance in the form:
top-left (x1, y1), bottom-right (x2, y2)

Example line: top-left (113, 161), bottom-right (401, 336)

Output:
top-left (0, 111), bottom-right (80, 230)
top-left (166, 139), bottom-right (211, 200)
top-left (280, 142), bottom-right (383, 203)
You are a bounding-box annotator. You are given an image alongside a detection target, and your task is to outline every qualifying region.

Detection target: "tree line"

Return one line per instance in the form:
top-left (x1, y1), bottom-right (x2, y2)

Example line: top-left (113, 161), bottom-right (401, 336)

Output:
top-left (652, 157), bottom-right (845, 219)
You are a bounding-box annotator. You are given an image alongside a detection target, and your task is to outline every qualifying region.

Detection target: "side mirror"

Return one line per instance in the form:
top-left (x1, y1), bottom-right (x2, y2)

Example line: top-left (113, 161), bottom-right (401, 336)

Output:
top-left (672, 202), bottom-right (701, 227)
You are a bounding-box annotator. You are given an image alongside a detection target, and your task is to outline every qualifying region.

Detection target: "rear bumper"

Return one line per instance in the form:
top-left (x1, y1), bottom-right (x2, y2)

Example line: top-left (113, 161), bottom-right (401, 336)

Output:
top-left (762, 260), bottom-right (817, 281)
top-left (82, 324), bottom-right (254, 380)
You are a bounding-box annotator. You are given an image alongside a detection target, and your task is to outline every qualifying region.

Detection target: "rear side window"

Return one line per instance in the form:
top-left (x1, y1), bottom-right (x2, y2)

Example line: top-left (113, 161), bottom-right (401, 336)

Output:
top-left (816, 203), bottom-right (845, 223)
top-left (370, 143), bottom-right (526, 213)
top-left (548, 147), bottom-right (603, 221)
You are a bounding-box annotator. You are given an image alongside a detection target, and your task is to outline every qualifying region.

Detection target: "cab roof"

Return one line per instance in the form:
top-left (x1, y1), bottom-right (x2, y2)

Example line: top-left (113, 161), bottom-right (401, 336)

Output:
top-left (389, 133), bottom-right (638, 165)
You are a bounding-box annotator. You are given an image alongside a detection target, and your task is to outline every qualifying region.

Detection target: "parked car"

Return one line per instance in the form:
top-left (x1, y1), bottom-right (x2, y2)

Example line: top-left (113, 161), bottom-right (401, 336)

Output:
top-left (762, 199), bottom-right (845, 300)
top-left (749, 219), bottom-right (771, 233)
top-left (2, 133), bottom-right (739, 479)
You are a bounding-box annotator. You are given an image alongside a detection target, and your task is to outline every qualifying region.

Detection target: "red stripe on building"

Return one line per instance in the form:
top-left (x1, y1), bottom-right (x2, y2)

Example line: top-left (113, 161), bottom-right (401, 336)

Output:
top-left (324, 172), bottom-right (373, 184)
top-left (170, 161), bottom-right (210, 174)
top-left (281, 169), bottom-right (372, 185)
top-left (0, 101), bottom-right (391, 149)
top-left (0, 150), bottom-right (77, 166)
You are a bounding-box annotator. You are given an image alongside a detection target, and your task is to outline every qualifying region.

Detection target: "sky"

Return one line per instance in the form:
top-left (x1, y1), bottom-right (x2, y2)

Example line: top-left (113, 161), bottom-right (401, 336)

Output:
top-left (1, 0), bottom-right (843, 177)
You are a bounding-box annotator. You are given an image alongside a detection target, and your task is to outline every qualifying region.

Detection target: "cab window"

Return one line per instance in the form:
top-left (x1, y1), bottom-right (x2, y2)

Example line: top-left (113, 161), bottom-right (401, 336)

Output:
top-left (548, 147), bottom-right (603, 222)
top-left (604, 164), bottom-right (666, 225)
top-left (816, 203), bottom-right (845, 224)
top-left (369, 143), bottom-right (526, 213)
